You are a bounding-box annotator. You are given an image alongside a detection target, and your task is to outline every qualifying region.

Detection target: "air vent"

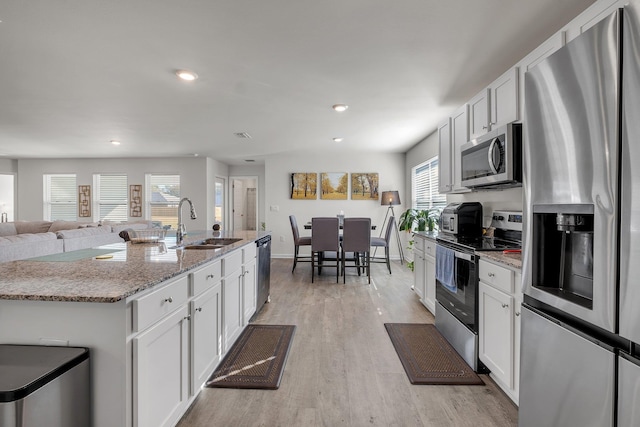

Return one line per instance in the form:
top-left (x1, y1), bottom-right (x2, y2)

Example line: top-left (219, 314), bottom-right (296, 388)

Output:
top-left (234, 132), bottom-right (252, 139)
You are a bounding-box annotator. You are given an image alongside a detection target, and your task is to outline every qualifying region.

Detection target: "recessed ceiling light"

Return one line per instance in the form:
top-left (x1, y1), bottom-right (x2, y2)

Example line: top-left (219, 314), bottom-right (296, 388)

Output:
top-left (332, 104), bottom-right (348, 112)
top-left (333, 137), bottom-right (344, 142)
top-left (110, 140), bottom-right (121, 146)
top-left (176, 69), bottom-right (198, 81)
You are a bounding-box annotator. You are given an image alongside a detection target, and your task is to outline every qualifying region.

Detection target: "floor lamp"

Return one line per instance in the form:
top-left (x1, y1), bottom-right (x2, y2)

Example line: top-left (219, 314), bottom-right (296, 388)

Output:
top-left (378, 191), bottom-right (404, 264)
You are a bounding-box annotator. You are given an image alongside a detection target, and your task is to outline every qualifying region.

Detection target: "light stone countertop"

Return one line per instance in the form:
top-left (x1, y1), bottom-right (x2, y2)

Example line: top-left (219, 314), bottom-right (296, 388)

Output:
top-left (0, 230), bottom-right (269, 303)
top-left (476, 251), bottom-right (522, 270)
top-left (413, 230), bottom-right (521, 270)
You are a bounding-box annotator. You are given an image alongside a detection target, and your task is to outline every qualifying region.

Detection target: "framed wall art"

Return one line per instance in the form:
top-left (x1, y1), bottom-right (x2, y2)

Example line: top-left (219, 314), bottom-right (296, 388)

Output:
top-left (130, 184), bottom-right (142, 217)
top-left (351, 173), bottom-right (379, 200)
top-left (290, 173), bottom-right (318, 199)
top-left (320, 172), bottom-right (348, 200)
top-left (79, 185), bottom-right (91, 217)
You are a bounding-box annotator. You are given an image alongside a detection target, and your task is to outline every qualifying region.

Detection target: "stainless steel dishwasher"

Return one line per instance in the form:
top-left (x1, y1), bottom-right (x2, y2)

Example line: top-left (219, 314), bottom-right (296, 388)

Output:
top-left (254, 235), bottom-right (271, 319)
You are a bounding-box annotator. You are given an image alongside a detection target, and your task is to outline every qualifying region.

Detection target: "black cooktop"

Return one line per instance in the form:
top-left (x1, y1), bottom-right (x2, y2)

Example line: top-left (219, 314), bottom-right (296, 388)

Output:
top-left (437, 234), bottom-right (522, 252)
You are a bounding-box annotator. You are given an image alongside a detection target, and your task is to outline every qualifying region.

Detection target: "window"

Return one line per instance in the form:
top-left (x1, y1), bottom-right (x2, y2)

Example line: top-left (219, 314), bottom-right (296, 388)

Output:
top-left (214, 177), bottom-right (225, 229)
top-left (43, 174), bottom-right (77, 221)
top-left (146, 174), bottom-right (180, 229)
top-left (94, 174), bottom-right (128, 222)
top-left (412, 157), bottom-right (447, 212)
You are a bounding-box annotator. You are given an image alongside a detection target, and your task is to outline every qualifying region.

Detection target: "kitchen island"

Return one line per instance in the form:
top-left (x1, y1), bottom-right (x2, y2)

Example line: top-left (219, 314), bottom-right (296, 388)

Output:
top-left (0, 230), bottom-right (269, 427)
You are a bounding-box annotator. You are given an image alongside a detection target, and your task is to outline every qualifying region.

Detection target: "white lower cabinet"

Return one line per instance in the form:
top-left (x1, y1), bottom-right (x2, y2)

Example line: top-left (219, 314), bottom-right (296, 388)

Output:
top-left (190, 284), bottom-right (222, 395)
top-left (131, 240), bottom-right (261, 427)
top-left (242, 245), bottom-right (257, 325)
top-left (478, 258), bottom-right (521, 404)
top-left (413, 235), bottom-right (436, 315)
top-left (134, 305), bottom-right (190, 427)
top-left (223, 250), bottom-right (244, 352)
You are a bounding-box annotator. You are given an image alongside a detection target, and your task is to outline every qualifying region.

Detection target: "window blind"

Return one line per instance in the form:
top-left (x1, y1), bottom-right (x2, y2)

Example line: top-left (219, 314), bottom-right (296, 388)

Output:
top-left (95, 174), bottom-right (128, 222)
top-left (412, 157), bottom-right (447, 212)
top-left (44, 174), bottom-right (77, 221)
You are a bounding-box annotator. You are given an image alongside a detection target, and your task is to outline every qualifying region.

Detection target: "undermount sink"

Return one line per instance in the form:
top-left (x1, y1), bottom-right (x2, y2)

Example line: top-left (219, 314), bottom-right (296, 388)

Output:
top-left (178, 237), bottom-right (242, 250)
top-left (182, 244), bottom-right (225, 250)
top-left (201, 238), bottom-right (242, 245)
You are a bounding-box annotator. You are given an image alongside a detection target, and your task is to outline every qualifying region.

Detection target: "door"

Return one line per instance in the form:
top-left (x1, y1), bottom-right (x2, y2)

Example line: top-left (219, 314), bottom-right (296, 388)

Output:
top-left (230, 176), bottom-right (258, 231)
top-left (478, 282), bottom-right (513, 388)
top-left (0, 174), bottom-right (15, 222)
top-left (519, 306), bottom-right (615, 427)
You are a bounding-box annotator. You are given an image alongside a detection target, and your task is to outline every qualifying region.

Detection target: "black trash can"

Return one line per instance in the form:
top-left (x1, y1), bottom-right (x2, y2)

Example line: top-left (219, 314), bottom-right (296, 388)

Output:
top-left (0, 345), bottom-right (90, 427)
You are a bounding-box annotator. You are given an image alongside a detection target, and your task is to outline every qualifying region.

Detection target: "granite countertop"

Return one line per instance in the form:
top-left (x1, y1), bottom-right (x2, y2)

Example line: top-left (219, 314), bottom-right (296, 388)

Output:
top-left (413, 230), bottom-right (521, 270)
top-left (477, 251), bottom-right (522, 270)
top-left (0, 230), bottom-right (269, 303)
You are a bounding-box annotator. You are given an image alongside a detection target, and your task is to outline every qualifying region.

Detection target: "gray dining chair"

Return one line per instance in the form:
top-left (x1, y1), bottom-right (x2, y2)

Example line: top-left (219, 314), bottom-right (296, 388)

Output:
top-left (341, 217), bottom-right (371, 284)
top-left (370, 215), bottom-right (394, 274)
top-left (289, 215), bottom-right (312, 273)
top-left (311, 217), bottom-right (340, 283)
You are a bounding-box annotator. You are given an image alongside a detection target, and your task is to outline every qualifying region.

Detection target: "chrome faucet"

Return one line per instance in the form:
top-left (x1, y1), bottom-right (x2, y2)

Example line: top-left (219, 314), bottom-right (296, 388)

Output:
top-left (177, 197), bottom-right (197, 245)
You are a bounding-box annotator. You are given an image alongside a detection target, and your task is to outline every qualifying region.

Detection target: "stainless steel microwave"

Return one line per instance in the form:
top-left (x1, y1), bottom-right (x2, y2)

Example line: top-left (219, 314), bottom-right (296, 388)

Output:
top-left (460, 123), bottom-right (522, 189)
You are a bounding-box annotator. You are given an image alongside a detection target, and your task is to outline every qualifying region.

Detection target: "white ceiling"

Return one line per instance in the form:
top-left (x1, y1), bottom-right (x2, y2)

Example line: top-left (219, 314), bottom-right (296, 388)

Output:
top-left (0, 0), bottom-right (595, 164)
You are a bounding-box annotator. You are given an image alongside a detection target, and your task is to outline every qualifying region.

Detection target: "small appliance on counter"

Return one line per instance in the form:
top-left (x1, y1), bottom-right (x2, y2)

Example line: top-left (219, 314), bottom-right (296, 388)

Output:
top-left (438, 202), bottom-right (483, 237)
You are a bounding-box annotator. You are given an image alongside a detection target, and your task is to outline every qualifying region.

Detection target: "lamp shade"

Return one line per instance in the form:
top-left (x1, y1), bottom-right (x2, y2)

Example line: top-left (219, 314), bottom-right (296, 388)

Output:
top-left (381, 191), bottom-right (401, 206)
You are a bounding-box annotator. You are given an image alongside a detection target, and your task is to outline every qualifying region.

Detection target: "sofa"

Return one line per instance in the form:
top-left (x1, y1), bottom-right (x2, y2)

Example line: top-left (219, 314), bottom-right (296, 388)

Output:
top-left (0, 220), bottom-right (153, 262)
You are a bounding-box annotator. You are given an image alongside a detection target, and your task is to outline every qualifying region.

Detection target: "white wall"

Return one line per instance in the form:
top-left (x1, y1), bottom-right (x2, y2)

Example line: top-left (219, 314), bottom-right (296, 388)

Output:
top-left (16, 157), bottom-right (226, 230)
top-left (265, 151), bottom-right (406, 258)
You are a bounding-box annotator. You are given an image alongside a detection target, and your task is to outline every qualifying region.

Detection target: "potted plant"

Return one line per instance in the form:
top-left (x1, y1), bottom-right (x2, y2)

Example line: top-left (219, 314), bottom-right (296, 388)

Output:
top-left (398, 208), bottom-right (438, 233)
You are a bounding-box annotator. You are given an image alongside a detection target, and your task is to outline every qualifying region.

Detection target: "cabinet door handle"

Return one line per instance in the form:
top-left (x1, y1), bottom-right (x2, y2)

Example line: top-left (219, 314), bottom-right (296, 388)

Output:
top-left (195, 307), bottom-right (203, 312)
top-left (488, 272), bottom-right (495, 278)
top-left (206, 274), bottom-right (215, 280)
top-left (501, 303), bottom-right (509, 308)
top-left (163, 297), bottom-right (173, 303)
top-left (482, 125), bottom-right (488, 130)
top-left (184, 315), bottom-right (191, 321)
top-left (515, 312), bottom-right (520, 317)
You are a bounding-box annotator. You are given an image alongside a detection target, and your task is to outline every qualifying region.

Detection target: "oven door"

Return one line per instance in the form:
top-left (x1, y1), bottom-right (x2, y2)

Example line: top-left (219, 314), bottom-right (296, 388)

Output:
top-left (435, 244), bottom-right (478, 332)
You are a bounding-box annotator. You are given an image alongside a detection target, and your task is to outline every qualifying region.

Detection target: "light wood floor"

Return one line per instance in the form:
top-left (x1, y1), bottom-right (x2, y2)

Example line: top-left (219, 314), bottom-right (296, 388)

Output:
top-left (177, 258), bottom-right (519, 427)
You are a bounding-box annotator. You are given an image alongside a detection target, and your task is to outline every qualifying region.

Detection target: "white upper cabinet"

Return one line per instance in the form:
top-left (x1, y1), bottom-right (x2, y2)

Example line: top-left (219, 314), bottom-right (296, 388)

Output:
top-left (470, 68), bottom-right (519, 140)
top-left (438, 118), bottom-right (452, 193)
top-left (469, 88), bottom-right (490, 140)
top-left (451, 104), bottom-right (471, 193)
top-left (490, 67), bottom-right (519, 130)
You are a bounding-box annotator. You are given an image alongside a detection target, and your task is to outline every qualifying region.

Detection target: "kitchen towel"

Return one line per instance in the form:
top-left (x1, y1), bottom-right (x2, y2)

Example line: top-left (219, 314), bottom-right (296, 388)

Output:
top-left (436, 245), bottom-right (456, 293)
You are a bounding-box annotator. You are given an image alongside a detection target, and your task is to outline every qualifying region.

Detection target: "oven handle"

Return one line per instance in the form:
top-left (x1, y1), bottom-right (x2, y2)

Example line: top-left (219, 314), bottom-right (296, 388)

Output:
top-left (454, 250), bottom-right (473, 262)
top-left (438, 243), bottom-right (474, 262)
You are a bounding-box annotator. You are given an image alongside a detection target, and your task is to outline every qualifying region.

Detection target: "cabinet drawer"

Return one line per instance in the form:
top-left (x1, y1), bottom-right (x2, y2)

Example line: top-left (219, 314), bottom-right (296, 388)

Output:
top-left (414, 236), bottom-right (425, 253)
top-left (244, 243), bottom-right (256, 261)
top-left (223, 250), bottom-right (243, 276)
top-left (479, 259), bottom-right (514, 294)
top-left (424, 239), bottom-right (437, 257)
top-left (133, 275), bottom-right (189, 332)
top-left (191, 259), bottom-right (222, 296)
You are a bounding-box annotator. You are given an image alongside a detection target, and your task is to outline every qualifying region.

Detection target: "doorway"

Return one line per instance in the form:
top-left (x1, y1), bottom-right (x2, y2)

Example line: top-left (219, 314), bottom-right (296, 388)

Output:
top-left (0, 174), bottom-right (15, 222)
top-left (230, 176), bottom-right (258, 231)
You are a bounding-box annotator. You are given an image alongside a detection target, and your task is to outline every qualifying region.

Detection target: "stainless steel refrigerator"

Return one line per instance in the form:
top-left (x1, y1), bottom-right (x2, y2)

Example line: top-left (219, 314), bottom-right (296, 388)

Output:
top-left (521, 4), bottom-right (640, 426)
